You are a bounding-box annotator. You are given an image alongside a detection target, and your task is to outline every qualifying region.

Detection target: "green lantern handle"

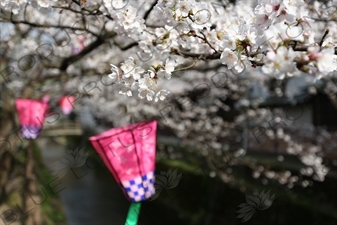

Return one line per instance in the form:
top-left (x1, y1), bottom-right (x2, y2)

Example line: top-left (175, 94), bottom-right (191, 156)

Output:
top-left (125, 202), bottom-right (142, 225)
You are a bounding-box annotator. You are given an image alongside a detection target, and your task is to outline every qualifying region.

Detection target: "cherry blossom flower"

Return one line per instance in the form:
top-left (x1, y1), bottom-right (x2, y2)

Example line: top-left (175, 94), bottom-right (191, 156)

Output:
top-left (155, 90), bottom-right (170, 102)
top-left (220, 48), bottom-right (239, 69)
top-left (138, 87), bottom-right (156, 101)
top-left (316, 47), bottom-right (337, 74)
top-left (119, 86), bottom-right (133, 97)
top-left (283, 0), bottom-right (305, 16)
top-left (175, 1), bottom-right (190, 17)
top-left (138, 70), bottom-right (156, 89)
top-left (157, 58), bottom-right (177, 79)
top-left (262, 46), bottom-right (296, 79)
top-left (108, 64), bottom-right (122, 81)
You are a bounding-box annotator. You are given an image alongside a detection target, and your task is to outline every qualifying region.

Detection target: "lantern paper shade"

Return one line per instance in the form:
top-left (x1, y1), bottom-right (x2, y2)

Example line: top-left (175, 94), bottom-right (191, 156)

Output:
top-left (59, 96), bottom-right (75, 115)
top-left (15, 99), bottom-right (49, 139)
top-left (89, 120), bottom-right (157, 202)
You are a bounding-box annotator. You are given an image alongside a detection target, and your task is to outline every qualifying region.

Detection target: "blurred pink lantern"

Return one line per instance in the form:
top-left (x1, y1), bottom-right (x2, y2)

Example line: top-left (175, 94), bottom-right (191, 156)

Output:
top-left (89, 120), bottom-right (157, 225)
top-left (72, 36), bottom-right (85, 55)
top-left (41, 94), bottom-right (50, 103)
top-left (59, 95), bottom-right (75, 115)
top-left (15, 99), bottom-right (49, 139)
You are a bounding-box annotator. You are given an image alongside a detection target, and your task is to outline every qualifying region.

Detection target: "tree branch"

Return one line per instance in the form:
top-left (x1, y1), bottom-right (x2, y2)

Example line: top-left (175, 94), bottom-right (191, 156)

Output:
top-left (6, 19), bottom-right (98, 37)
top-left (59, 35), bottom-right (105, 71)
top-left (113, 41), bottom-right (139, 51)
top-left (143, 0), bottom-right (158, 21)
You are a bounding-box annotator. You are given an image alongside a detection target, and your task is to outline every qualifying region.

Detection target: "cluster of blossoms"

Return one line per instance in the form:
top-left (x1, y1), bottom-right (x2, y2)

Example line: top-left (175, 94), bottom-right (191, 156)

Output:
top-left (107, 3), bottom-right (146, 36)
top-left (106, 0), bottom-right (337, 101)
top-left (221, 0), bottom-right (337, 78)
top-left (2, 0), bottom-right (337, 101)
top-left (108, 56), bottom-right (178, 101)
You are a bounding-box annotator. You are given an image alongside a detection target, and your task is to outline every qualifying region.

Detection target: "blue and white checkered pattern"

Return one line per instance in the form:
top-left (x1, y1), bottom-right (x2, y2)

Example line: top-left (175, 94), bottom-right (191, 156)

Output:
top-left (122, 171), bottom-right (155, 202)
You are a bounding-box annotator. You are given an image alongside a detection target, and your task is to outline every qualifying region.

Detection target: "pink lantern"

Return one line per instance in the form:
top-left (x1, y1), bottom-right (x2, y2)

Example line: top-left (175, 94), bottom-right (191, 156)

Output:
top-left (89, 120), bottom-right (157, 224)
top-left (59, 95), bottom-right (75, 115)
top-left (41, 94), bottom-right (50, 103)
top-left (89, 120), bottom-right (157, 202)
top-left (15, 99), bottom-right (49, 139)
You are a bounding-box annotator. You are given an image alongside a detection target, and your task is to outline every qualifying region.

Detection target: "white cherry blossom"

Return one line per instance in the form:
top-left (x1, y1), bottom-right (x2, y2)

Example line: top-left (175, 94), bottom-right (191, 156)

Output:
top-left (262, 46), bottom-right (297, 79)
top-left (221, 48), bottom-right (239, 69)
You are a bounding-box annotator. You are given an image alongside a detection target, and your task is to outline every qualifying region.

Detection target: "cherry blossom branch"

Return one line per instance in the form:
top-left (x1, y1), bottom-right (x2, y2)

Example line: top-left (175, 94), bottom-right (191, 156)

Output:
top-left (113, 41), bottom-right (139, 51)
top-left (5, 19), bottom-right (99, 37)
top-left (172, 58), bottom-right (200, 72)
top-left (171, 48), bottom-right (221, 60)
top-left (293, 46), bottom-right (337, 54)
top-left (319, 29), bottom-right (329, 49)
top-left (59, 36), bottom-right (106, 71)
top-left (52, 6), bottom-right (83, 14)
top-left (143, 0), bottom-right (158, 21)
top-left (71, 0), bottom-right (114, 21)
top-left (197, 31), bottom-right (220, 54)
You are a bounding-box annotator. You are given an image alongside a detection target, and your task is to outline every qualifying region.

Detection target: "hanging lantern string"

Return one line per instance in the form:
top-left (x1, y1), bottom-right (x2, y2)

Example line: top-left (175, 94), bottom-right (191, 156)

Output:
top-left (125, 202), bottom-right (142, 225)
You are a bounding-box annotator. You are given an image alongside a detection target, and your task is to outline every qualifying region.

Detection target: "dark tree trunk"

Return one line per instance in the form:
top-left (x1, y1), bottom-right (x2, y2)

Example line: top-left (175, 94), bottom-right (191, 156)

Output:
top-left (0, 94), bottom-right (16, 202)
top-left (1, 90), bottom-right (42, 224)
